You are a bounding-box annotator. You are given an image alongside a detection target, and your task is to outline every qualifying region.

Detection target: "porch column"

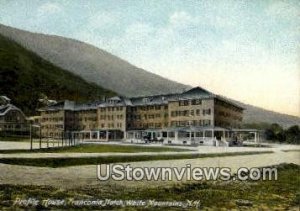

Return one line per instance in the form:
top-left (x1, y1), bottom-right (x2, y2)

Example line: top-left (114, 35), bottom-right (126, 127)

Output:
top-left (114, 131), bottom-right (117, 140)
top-left (89, 131), bottom-right (92, 140)
top-left (212, 129), bottom-right (216, 147)
top-left (216, 138), bottom-right (219, 147)
top-left (97, 131), bottom-right (100, 140)
top-left (106, 130), bottom-right (109, 141)
top-left (175, 131), bottom-right (178, 141)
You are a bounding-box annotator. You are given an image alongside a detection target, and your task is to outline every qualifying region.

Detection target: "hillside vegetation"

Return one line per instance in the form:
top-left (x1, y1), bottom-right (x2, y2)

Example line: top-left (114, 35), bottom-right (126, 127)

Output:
top-left (0, 24), bottom-right (188, 97)
top-left (0, 34), bottom-right (115, 115)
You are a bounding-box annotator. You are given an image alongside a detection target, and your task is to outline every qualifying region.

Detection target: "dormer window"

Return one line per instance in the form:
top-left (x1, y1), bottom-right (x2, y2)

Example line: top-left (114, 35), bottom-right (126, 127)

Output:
top-left (143, 98), bottom-right (150, 103)
top-left (108, 96), bottom-right (121, 104)
top-left (191, 99), bottom-right (202, 105)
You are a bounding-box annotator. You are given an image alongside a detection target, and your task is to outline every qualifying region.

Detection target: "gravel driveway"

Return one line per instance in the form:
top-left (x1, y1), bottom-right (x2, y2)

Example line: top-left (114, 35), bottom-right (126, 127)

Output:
top-left (0, 149), bottom-right (298, 189)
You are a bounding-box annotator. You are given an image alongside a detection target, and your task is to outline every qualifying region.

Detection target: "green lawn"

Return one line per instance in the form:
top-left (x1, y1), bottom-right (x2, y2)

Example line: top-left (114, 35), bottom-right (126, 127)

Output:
top-left (0, 136), bottom-right (31, 142)
top-left (0, 163), bottom-right (298, 210)
top-left (282, 149), bottom-right (300, 152)
top-left (39, 144), bottom-right (191, 153)
top-left (0, 151), bottom-right (273, 168)
top-left (242, 143), bottom-right (271, 148)
top-left (0, 144), bottom-right (191, 154)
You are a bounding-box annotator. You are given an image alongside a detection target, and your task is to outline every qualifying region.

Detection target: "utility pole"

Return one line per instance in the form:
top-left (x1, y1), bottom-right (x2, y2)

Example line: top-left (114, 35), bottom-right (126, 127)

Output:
top-left (61, 131), bottom-right (64, 147)
top-left (30, 124), bottom-right (33, 150)
top-left (39, 126), bottom-right (42, 149)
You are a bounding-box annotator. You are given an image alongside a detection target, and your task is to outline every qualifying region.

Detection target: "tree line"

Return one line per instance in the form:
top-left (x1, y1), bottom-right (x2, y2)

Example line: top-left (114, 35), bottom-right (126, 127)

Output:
top-left (243, 123), bottom-right (300, 144)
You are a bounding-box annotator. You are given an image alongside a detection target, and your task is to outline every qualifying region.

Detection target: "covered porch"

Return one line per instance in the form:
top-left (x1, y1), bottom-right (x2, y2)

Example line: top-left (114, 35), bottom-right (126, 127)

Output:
top-left (124, 127), bottom-right (261, 146)
top-left (125, 130), bottom-right (147, 143)
top-left (73, 130), bottom-right (124, 142)
top-left (124, 126), bottom-right (231, 146)
top-left (163, 126), bottom-right (261, 146)
top-left (161, 126), bottom-right (230, 146)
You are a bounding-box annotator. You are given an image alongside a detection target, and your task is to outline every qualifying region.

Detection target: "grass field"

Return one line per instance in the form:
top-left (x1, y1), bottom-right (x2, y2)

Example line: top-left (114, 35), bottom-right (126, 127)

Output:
top-left (0, 151), bottom-right (273, 168)
top-left (0, 163), bottom-right (298, 210)
top-left (282, 149), bottom-right (300, 152)
top-left (0, 137), bottom-right (31, 142)
top-left (242, 143), bottom-right (271, 148)
top-left (0, 144), bottom-right (191, 154)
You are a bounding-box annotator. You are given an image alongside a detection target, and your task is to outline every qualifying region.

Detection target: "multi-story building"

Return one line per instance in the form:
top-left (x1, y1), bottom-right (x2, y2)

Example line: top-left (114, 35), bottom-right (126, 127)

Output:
top-left (0, 96), bottom-right (27, 135)
top-left (39, 100), bottom-right (99, 138)
top-left (97, 96), bottom-right (127, 140)
top-left (128, 96), bottom-right (170, 130)
top-left (38, 87), bottom-right (244, 142)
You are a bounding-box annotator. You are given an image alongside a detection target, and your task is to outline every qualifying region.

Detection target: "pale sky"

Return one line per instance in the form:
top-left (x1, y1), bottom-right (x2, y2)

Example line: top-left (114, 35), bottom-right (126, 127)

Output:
top-left (0, 0), bottom-right (299, 116)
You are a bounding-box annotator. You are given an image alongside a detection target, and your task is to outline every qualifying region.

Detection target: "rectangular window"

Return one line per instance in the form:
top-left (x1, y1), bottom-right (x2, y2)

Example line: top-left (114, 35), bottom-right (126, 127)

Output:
top-left (203, 109), bottom-right (211, 115)
top-left (155, 105), bottom-right (161, 110)
top-left (191, 99), bottom-right (202, 105)
top-left (183, 110), bottom-right (189, 116)
top-left (179, 121), bottom-right (186, 127)
top-left (148, 114), bottom-right (155, 119)
top-left (179, 100), bottom-right (189, 106)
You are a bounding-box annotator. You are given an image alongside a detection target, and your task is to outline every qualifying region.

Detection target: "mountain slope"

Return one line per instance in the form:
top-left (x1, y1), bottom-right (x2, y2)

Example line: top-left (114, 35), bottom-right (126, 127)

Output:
top-left (0, 34), bottom-right (115, 115)
top-left (0, 24), bottom-right (189, 97)
top-left (233, 100), bottom-right (300, 128)
top-left (0, 24), bottom-right (299, 127)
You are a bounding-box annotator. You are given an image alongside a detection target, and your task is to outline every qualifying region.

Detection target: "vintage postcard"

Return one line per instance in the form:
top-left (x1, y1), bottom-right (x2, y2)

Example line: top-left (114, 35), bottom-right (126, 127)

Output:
top-left (0, 0), bottom-right (299, 210)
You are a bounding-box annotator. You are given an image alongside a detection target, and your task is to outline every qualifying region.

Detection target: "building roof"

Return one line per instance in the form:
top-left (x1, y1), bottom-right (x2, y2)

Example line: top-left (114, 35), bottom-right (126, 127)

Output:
top-left (0, 96), bottom-right (11, 103)
top-left (38, 86), bottom-right (244, 111)
top-left (0, 104), bottom-right (26, 118)
top-left (38, 100), bottom-right (103, 111)
top-left (128, 87), bottom-right (214, 106)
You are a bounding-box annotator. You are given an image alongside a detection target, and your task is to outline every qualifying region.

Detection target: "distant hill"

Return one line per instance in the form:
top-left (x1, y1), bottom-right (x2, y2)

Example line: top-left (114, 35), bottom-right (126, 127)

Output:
top-left (0, 24), bottom-right (188, 97)
top-left (233, 100), bottom-right (300, 128)
top-left (0, 23), bottom-right (299, 127)
top-left (0, 34), bottom-right (115, 115)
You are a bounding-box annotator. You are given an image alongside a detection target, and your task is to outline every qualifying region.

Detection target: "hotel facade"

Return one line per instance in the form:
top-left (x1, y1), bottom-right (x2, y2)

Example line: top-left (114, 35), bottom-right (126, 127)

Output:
top-left (39, 87), bottom-right (244, 144)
